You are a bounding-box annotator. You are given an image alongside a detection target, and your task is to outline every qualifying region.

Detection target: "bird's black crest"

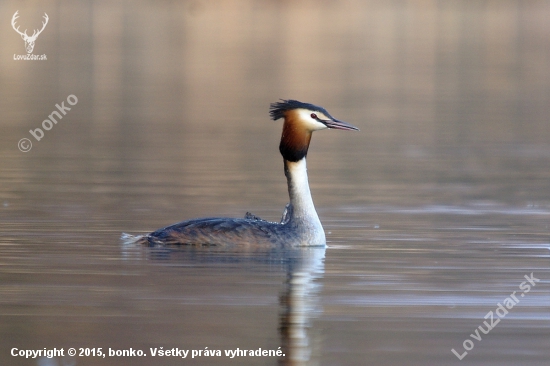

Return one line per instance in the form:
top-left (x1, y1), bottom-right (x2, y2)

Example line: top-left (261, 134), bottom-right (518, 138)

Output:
top-left (269, 99), bottom-right (333, 121)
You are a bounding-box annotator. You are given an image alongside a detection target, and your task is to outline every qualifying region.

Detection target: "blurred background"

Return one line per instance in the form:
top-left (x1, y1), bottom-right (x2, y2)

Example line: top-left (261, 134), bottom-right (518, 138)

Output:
top-left (1, 1), bottom-right (549, 365)
top-left (2, 0), bottom-right (550, 209)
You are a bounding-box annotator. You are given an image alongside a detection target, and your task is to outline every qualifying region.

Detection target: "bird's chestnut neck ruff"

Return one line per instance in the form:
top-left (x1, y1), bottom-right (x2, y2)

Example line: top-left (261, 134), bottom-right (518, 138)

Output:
top-left (279, 113), bottom-right (313, 162)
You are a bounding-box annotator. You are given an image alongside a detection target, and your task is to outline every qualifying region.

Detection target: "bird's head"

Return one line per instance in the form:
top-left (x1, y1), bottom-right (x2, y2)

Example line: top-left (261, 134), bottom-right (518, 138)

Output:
top-left (270, 99), bottom-right (359, 161)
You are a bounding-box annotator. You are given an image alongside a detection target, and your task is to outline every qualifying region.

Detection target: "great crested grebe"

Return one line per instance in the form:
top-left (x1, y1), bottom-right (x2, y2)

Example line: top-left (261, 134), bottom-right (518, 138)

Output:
top-left (123, 100), bottom-right (358, 247)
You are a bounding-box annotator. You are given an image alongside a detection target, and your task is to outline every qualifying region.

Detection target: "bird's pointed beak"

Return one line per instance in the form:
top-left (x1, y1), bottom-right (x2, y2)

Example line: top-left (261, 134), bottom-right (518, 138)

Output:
top-left (324, 118), bottom-right (360, 131)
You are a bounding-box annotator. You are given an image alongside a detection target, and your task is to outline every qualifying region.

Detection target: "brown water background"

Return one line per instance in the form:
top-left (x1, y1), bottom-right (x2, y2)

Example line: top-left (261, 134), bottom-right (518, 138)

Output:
top-left (1, 1), bottom-right (549, 365)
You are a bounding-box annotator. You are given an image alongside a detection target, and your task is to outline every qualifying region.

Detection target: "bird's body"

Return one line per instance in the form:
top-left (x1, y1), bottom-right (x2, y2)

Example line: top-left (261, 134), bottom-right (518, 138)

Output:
top-left (146, 206), bottom-right (296, 247)
top-left (125, 100), bottom-right (358, 248)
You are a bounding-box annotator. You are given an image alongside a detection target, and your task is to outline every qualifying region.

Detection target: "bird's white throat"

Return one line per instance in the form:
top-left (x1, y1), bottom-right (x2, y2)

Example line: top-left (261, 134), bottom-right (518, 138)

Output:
top-left (285, 158), bottom-right (325, 245)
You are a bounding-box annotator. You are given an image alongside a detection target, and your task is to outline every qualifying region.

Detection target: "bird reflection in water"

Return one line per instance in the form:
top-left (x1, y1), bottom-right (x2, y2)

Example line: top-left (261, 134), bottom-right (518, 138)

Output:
top-left (278, 247), bottom-right (325, 365)
top-left (121, 242), bottom-right (326, 365)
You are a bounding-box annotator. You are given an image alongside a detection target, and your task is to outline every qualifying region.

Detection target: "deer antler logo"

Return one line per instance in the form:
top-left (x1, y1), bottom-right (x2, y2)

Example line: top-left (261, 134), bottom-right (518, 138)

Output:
top-left (11, 11), bottom-right (49, 54)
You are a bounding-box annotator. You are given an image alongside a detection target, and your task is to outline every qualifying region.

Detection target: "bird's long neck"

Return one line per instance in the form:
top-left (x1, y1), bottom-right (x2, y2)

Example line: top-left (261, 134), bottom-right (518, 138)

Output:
top-left (279, 117), bottom-right (325, 245)
top-left (280, 117), bottom-right (316, 218)
top-left (284, 158), bottom-right (316, 217)
top-left (283, 158), bottom-right (325, 245)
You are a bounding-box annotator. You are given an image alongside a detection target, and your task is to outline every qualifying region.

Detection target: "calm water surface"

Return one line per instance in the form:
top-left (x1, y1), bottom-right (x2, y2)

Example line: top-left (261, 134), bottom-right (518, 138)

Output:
top-left (1, 1), bottom-right (550, 365)
top-left (1, 131), bottom-right (549, 366)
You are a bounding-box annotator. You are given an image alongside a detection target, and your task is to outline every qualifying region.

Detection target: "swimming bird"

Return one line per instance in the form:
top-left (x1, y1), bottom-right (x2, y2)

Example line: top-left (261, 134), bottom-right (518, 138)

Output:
top-left (124, 100), bottom-right (358, 247)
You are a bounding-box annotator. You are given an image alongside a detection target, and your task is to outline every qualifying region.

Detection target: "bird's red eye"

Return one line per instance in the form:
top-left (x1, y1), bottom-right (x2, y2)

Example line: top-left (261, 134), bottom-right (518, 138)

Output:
top-left (310, 113), bottom-right (317, 119)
